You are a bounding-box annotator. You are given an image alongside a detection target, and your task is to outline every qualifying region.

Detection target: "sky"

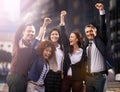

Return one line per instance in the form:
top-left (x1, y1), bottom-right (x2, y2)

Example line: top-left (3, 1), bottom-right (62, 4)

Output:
top-left (0, 0), bottom-right (20, 21)
top-left (0, 0), bottom-right (51, 41)
top-left (0, 0), bottom-right (21, 41)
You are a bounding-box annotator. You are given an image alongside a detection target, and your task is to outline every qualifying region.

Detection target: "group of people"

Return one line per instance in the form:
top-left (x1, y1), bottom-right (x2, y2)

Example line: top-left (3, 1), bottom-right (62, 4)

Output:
top-left (6, 3), bottom-right (114, 92)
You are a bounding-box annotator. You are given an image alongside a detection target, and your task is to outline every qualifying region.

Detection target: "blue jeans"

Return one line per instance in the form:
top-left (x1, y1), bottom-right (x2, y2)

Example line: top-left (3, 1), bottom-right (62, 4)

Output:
top-left (85, 73), bottom-right (106, 92)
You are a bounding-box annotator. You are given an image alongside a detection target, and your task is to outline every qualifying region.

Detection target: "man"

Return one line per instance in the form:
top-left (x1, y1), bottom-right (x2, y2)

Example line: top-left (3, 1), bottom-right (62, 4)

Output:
top-left (6, 17), bottom-right (51, 92)
top-left (84, 3), bottom-right (114, 92)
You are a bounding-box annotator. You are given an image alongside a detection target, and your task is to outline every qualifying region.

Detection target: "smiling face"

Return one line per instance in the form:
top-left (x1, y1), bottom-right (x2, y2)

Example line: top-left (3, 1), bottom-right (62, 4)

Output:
top-left (50, 30), bottom-right (60, 43)
top-left (85, 26), bottom-right (95, 41)
top-left (69, 33), bottom-right (78, 46)
top-left (22, 25), bottom-right (35, 41)
top-left (36, 40), bottom-right (56, 61)
top-left (43, 46), bottom-right (52, 60)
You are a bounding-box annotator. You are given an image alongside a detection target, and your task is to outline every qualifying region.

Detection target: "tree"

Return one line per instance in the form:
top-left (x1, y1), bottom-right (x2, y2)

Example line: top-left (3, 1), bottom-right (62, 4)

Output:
top-left (0, 50), bottom-right (12, 62)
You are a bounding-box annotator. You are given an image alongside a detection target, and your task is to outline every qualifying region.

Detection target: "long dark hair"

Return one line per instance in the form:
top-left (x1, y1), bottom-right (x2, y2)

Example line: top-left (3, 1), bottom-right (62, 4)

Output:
top-left (69, 31), bottom-right (84, 54)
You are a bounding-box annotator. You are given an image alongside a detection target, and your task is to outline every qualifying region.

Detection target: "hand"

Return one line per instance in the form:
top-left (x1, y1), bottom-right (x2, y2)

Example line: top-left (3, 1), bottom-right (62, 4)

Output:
top-left (38, 17), bottom-right (52, 38)
top-left (95, 3), bottom-right (104, 10)
top-left (44, 17), bottom-right (52, 25)
top-left (60, 10), bottom-right (67, 26)
top-left (61, 10), bottom-right (67, 17)
top-left (42, 17), bottom-right (52, 27)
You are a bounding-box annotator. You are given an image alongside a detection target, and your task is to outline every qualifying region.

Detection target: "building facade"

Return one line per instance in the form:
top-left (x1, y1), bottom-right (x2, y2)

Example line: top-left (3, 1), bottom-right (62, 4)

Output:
top-left (109, 0), bottom-right (120, 80)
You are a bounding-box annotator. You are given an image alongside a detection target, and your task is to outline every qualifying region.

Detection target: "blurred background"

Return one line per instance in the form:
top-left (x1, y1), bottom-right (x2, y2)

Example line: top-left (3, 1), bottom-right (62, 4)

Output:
top-left (0, 0), bottom-right (119, 83)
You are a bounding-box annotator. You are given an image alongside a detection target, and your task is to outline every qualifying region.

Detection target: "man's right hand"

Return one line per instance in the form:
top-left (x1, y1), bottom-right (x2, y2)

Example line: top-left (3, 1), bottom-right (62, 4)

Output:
top-left (95, 3), bottom-right (104, 11)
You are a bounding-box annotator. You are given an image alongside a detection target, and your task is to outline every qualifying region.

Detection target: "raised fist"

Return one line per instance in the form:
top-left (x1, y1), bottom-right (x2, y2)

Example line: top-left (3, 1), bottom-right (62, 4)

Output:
top-left (44, 17), bottom-right (52, 24)
top-left (95, 3), bottom-right (104, 10)
top-left (61, 10), bottom-right (67, 17)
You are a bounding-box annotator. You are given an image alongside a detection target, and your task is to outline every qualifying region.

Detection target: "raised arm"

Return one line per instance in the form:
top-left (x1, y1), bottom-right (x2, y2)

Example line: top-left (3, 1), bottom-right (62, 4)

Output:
top-left (60, 10), bottom-right (66, 26)
top-left (60, 10), bottom-right (69, 50)
top-left (30, 18), bottom-right (52, 68)
top-left (32, 18), bottom-right (52, 49)
top-left (37, 18), bottom-right (52, 39)
top-left (37, 17), bottom-right (52, 40)
top-left (95, 3), bottom-right (107, 43)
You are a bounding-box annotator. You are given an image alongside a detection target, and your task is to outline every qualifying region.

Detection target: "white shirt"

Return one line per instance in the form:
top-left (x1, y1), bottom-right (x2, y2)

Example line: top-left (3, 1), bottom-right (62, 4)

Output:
top-left (67, 48), bottom-right (83, 76)
top-left (86, 41), bottom-right (106, 73)
top-left (55, 44), bottom-right (64, 71)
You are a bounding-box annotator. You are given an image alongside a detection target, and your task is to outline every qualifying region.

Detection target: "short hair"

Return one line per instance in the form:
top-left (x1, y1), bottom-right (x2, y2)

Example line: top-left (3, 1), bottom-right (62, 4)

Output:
top-left (36, 40), bottom-right (56, 59)
top-left (85, 23), bottom-right (98, 32)
top-left (85, 24), bottom-right (95, 29)
top-left (14, 23), bottom-right (34, 47)
top-left (12, 23), bottom-right (35, 56)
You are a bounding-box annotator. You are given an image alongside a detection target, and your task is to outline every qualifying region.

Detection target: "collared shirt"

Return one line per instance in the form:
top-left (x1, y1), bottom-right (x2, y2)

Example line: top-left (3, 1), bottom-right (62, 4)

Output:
top-left (99, 9), bottom-right (105, 15)
top-left (67, 48), bottom-right (83, 76)
top-left (55, 44), bottom-right (64, 71)
top-left (86, 41), bottom-right (106, 73)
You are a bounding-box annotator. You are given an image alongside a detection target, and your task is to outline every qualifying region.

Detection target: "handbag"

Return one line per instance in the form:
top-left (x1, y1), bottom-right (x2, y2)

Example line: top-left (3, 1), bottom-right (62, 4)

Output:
top-left (27, 81), bottom-right (45, 92)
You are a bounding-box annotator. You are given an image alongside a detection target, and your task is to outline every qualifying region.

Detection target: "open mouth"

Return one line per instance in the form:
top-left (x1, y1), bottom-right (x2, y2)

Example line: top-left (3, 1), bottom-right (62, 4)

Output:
top-left (69, 40), bottom-right (73, 45)
top-left (44, 55), bottom-right (49, 59)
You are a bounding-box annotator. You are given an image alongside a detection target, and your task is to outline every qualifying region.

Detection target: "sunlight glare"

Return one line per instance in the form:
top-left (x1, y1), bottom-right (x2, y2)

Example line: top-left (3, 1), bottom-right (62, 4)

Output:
top-left (3, 0), bottom-right (20, 21)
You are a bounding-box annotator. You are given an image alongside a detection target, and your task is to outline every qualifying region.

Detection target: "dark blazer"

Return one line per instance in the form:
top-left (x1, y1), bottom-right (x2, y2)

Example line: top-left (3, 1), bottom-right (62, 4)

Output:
top-left (60, 26), bottom-right (86, 81)
top-left (85, 14), bottom-right (114, 74)
top-left (28, 56), bottom-right (44, 82)
top-left (28, 39), bottom-right (45, 82)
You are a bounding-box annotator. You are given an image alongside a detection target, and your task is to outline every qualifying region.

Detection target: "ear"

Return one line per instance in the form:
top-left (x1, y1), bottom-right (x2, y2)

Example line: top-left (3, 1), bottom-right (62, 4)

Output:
top-left (93, 27), bottom-right (97, 36)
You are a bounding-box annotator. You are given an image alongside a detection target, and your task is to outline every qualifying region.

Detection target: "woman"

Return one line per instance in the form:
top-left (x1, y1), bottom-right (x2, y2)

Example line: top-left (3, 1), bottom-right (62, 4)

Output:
top-left (27, 40), bottom-right (56, 92)
top-left (38, 16), bottom-right (64, 92)
top-left (44, 27), bottom-right (64, 92)
top-left (60, 11), bottom-right (86, 92)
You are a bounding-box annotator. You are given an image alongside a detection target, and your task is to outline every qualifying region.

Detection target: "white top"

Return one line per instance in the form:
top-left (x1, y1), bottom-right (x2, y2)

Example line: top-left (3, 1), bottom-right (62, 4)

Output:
top-left (99, 9), bottom-right (105, 15)
top-left (86, 41), bottom-right (106, 73)
top-left (37, 63), bottom-right (49, 85)
top-left (55, 44), bottom-right (64, 71)
top-left (67, 48), bottom-right (83, 76)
